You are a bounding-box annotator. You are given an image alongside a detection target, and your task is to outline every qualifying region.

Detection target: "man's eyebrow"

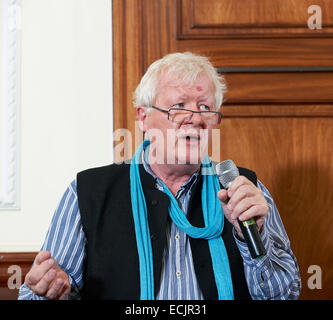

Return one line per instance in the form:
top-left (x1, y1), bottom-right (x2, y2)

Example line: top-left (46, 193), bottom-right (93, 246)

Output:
top-left (172, 94), bottom-right (189, 100)
top-left (171, 94), bottom-right (211, 101)
top-left (197, 95), bottom-right (211, 100)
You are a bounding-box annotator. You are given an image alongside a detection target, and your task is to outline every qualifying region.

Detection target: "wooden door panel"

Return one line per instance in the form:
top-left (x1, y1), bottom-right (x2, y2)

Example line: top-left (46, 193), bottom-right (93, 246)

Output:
top-left (219, 116), bottom-right (333, 299)
top-left (179, 0), bottom-right (333, 38)
top-left (224, 72), bottom-right (333, 104)
top-left (142, 0), bottom-right (333, 68)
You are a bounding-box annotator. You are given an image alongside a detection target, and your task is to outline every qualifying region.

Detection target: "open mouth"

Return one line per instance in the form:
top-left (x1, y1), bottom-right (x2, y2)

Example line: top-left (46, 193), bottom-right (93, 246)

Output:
top-left (177, 131), bottom-right (200, 141)
top-left (182, 135), bottom-right (200, 145)
top-left (175, 129), bottom-right (206, 147)
top-left (185, 135), bottom-right (199, 141)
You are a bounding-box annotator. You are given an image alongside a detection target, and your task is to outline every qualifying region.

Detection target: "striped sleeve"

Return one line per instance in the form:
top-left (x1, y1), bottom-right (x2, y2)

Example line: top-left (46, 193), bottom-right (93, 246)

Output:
top-left (17, 180), bottom-right (86, 300)
top-left (233, 180), bottom-right (302, 300)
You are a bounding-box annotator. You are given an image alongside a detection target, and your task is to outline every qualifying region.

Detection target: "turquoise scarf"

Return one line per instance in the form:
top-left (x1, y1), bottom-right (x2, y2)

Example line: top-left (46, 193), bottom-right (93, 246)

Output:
top-left (130, 140), bottom-right (234, 300)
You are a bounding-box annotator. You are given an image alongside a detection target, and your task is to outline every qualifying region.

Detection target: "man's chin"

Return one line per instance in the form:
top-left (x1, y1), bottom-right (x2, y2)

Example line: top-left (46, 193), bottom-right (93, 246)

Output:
top-left (174, 153), bottom-right (203, 166)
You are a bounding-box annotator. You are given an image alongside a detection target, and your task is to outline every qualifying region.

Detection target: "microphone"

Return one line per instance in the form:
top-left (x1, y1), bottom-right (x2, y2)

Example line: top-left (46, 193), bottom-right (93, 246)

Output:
top-left (215, 160), bottom-right (266, 259)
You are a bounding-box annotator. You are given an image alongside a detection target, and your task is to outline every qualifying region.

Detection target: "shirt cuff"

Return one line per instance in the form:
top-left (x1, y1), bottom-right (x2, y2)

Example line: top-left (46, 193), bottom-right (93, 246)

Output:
top-left (232, 224), bottom-right (272, 267)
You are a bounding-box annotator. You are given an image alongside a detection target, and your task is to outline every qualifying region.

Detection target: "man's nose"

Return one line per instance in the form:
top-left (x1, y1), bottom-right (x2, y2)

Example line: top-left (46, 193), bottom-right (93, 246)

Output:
top-left (183, 108), bottom-right (202, 126)
top-left (190, 111), bottom-right (203, 124)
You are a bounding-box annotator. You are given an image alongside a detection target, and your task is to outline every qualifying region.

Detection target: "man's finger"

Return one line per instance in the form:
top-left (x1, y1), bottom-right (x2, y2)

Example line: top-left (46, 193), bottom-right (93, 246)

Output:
top-left (32, 268), bottom-right (57, 296)
top-left (239, 204), bottom-right (268, 223)
top-left (228, 176), bottom-right (254, 197)
top-left (59, 285), bottom-right (71, 300)
top-left (48, 274), bottom-right (71, 300)
top-left (232, 197), bottom-right (254, 218)
top-left (34, 251), bottom-right (51, 265)
top-left (227, 186), bottom-right (251, 211)
top-left (45, 278), bottom-right (64, 300)
top-left (217, 189), bottom-right (228, 203)
top-left (26, 258), bottom-right (56, 285)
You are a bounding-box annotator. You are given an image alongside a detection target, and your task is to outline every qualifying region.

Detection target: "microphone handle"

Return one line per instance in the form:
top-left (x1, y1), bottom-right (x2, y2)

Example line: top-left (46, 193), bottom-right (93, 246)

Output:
top-left (237, 217), bottom-right (266, 259)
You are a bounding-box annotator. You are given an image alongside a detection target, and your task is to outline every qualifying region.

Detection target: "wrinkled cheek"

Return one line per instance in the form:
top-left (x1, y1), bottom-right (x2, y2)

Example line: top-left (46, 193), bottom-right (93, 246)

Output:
top-left (145, 128), bottom-right (168, 164)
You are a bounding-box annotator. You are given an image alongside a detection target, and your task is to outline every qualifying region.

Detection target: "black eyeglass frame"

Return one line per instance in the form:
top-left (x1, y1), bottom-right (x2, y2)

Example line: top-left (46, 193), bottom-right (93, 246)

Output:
top-left (149, 105), bottom-right (223, 124)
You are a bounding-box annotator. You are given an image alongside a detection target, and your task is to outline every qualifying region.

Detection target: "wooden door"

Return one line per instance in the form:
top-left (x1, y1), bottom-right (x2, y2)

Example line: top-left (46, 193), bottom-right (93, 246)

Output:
top-left (113, 0), bottom-right (333, 299)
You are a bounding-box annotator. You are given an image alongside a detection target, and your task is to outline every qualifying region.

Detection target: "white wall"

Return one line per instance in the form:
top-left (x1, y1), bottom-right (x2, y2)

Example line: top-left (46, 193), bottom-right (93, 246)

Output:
top-left (0, 0), bottom-right (113, 251)
top-left (0, 2), bottom-right (2, 114)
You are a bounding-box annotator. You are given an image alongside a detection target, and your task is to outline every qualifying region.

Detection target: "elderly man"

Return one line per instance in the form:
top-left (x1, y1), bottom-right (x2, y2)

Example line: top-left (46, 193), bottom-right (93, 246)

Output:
top-left (18, 52), bottom-right (301, 300)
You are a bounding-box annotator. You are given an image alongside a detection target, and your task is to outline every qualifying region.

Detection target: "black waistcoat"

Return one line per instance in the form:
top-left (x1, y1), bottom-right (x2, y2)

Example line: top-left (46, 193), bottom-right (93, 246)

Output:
top-left (76, 163), bottom-right (257, 300)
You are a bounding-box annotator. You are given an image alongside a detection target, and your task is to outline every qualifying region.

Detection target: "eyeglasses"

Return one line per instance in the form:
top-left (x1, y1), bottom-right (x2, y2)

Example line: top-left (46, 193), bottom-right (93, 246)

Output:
top-left (149, 105), bottom-right (222, 126)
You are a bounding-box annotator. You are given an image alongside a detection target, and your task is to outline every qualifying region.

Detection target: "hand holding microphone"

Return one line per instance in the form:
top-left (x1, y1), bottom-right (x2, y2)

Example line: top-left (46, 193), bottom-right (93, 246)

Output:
top-left (216, 160), bottom-right (268, 259)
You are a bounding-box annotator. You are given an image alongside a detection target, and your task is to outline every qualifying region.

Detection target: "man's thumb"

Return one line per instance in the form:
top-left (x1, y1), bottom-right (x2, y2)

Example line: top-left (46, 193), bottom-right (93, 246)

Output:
top-left (217, 189), bottom-right (229, 204)
top-left (34, 250), bottom-right (51, 265)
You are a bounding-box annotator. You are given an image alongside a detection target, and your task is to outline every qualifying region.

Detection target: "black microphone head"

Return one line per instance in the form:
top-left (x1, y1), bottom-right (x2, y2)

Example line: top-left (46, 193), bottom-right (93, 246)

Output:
top-left (215, 160), bottom-right (239, 188)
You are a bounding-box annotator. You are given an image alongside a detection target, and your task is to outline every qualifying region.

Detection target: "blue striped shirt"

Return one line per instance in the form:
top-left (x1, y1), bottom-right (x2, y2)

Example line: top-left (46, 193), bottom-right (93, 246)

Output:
top-left (18, 159), bottom-right (301, 300)
top-left (150, 168), bottom-right (204, 300)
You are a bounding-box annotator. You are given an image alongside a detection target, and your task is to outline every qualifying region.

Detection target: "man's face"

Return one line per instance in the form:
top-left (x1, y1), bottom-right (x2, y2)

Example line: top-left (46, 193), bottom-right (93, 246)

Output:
top-left (142, 72), bottom-right (217, 166)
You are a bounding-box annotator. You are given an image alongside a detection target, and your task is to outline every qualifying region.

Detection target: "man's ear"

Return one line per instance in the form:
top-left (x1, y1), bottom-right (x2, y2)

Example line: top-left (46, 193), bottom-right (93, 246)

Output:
top-left (136, 105), bottom-right (147, 131)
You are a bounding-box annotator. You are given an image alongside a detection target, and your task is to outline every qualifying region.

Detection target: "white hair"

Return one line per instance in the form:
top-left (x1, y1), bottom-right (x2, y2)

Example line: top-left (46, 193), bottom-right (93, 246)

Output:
top-left (133, 52), bottom-right (227, 112)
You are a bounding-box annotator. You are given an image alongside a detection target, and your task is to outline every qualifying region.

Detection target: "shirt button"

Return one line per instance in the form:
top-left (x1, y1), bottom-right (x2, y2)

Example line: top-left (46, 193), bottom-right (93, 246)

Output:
top-left (260, 283), bottom-right (265, 288)
top-left (176, 271), bottom-right (181, 277)
top-left (175, 234), bottom-right (180, 241)
top-left (151, 199), bottom-right (158, 206)
top-left (154, 183), bottom-right (159, 190)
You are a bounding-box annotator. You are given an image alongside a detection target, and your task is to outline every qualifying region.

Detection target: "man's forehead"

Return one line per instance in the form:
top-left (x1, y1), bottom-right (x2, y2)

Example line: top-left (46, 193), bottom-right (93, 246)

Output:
top-left (158, 71), bottom-right (213, 91)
